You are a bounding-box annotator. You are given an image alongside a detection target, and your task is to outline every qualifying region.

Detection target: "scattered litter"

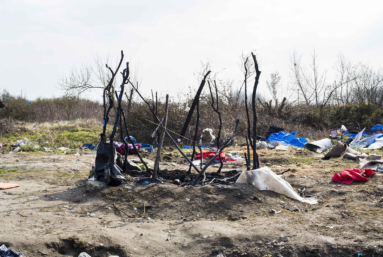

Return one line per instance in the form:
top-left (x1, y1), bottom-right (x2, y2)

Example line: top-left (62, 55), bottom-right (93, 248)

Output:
top-left (236, 167), bottom-right (317, 204)
top-left (81, 143), bottom-right (97, 150)
top-left (256, 141), bottom-right (268, 149)
top-left (0, 244), bottom-right (23, 256)
top-left (17, 212), bottom-right (26, 217)
top-left (57, 147), bottom-right (70, 151)
top-left (15, 138), bottom-right (32, 147)
top-left (186, 198), bottom-right (190, 201)
top-left (78, 252), bottom-right (92, 257)
top-left (270, 209), bottom-right (281, 214)
top-left (305, 138), bottom-right (332, 153)
top-left (275, 144), bottom-right (289, 151)
top-left (203, 128), bottom-right (216, 145)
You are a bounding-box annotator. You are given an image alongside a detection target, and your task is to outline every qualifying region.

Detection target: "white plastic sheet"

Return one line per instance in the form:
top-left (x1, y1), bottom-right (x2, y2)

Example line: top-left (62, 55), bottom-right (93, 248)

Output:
top-left (368, 138), bottom-right (383, 149)
top-left (203, 128), bottom-right (216, 145)
top-left (349, 128), bottom-right (365, 148)
top-left (236, 167), bottom-right (317, 204)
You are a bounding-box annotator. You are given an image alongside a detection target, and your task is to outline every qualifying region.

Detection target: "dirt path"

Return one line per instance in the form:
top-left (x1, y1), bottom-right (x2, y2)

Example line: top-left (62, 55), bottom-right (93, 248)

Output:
top-left (1, 151), bottom-right (383, 257)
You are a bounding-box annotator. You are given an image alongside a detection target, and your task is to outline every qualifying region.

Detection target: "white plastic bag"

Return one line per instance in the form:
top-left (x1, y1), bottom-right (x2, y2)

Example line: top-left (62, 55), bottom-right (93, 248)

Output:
top-left (236, 167), bottom-right (317, 204)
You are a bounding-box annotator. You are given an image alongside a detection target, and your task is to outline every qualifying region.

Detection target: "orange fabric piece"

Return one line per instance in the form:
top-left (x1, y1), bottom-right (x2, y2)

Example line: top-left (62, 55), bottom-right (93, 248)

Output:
top-left (0, 183), bottom-right (20, 190)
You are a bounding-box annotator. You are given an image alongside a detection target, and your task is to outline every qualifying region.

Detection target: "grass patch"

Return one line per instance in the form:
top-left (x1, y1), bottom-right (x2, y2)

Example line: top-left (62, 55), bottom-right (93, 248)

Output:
top-left (0, 122), bottom-right (111, 153)
top-left (0, 168), bottom-right (19, 177)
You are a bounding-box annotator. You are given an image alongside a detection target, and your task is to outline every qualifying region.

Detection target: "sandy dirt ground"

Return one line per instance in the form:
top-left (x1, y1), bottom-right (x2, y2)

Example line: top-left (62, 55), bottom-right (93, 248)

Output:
top-left (1, 148), bottom-right (383, 257)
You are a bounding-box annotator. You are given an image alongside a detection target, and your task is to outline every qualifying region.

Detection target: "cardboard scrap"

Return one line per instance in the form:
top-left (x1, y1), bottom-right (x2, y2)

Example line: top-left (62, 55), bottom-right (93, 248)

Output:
top-left (0, 183), bottom-right (20, 190)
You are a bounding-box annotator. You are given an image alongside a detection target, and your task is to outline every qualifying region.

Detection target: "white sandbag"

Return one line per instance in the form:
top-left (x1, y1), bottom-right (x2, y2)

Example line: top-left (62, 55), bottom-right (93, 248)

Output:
top-left (236, 166), bottom-right (317, 204)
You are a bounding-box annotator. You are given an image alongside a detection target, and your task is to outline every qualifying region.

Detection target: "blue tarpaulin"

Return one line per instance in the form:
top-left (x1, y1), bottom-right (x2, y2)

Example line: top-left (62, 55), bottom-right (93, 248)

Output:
top-left (140, 143), bottom-right (154, 153)
top-left (82, 143), bottom-right (96, 150)
top-left (265, 131), bottom-right (308, 148)
top-left (183, 145), bottom-right (216, 149)
top-left (371, 124), bottom-right (383, 134)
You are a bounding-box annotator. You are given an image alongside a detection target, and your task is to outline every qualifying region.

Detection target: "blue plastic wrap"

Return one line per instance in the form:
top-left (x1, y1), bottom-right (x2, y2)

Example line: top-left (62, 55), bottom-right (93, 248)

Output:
top-left (265, 131), bottom-right (308, 148)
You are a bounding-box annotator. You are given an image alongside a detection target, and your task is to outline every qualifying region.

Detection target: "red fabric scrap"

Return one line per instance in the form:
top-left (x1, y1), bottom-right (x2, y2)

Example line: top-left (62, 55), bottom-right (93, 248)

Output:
top-left (196, 151), bottom-right (225, 161)
top-left (332, 168), bottom-right (376, 184)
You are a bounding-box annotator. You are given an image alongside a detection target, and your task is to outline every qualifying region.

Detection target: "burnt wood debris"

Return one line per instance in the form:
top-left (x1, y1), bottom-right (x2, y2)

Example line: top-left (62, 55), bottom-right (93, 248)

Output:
top-left (94, 50), bottom-right (261, 186)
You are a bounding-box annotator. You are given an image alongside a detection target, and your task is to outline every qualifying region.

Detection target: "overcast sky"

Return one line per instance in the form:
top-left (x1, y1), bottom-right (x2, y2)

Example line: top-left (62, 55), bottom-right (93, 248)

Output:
top-left (1, 0), bottom-right (383, 101)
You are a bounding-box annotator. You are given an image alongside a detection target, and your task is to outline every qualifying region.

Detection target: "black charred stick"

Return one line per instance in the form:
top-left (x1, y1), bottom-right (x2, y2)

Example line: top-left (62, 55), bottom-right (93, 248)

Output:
top-left (178, 71), bottom-right (211, 141)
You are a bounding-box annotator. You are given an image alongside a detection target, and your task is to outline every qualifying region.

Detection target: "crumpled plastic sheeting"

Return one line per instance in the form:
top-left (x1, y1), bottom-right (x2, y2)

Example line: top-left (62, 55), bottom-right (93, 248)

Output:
top-left (371, 124), bottom-right (383, 134)
top-left (15, 138), bottom-right (31, 147)
top-left (305, 138), bottom-right (332, 153)
top-left (350, 130), bottom-right (383, 149)
top-left (368, 138), bottom-right (383, 149)
top-left (236, 167), bottom-right (318, 204)
top-left (203, 128), bottom-right (216, 145)
top-left (265, 131), bottom-right (308, 148)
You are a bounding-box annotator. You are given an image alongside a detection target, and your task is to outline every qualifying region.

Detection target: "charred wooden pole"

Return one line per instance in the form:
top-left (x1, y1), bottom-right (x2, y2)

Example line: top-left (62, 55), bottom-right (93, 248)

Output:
top-left (244, 57), bottom-right (252, 150)
top-left (153, 95), bottom-right (169, 178)
top-left (102, 51), bottom-right (124, 138)
top-left (178, 71), bottom-right (211, 141)
top-left (109, 62), bottom-right (130, 175)
top-left (121, 109), bottom-right (150, 172)
top-left (208, 81), bottom-right (224, 173)
top-left (251, 52), bottom-right (261, 169)
top-left (188, 101), bottom-right (200, 174)
top-left (128, 80), bottom-right (202, 174)
top-left (245, 136), bottom-right (251, 170)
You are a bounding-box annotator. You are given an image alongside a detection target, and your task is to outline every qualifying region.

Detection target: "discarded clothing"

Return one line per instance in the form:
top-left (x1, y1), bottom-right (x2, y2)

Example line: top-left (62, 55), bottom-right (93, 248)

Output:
top-left (236, 167), bottom-right (317, 204)
top-left (305, 138), bottom-right (332, 153)
top-left (196, 151), bottom-right (225, 161)
top-left (332, 168), bottom-right (375, 184)
top-left (116, 143), bottom-right (141, 155)
top-left (81, 143), bottom-right (96, 150)
top-left (0, 244), bottom-right (23, 257)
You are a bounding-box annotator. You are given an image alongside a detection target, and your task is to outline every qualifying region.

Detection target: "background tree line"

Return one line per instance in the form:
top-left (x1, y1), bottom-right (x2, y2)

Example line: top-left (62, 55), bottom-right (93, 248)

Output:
top-left (2, 51), bottom-right (383, 144)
